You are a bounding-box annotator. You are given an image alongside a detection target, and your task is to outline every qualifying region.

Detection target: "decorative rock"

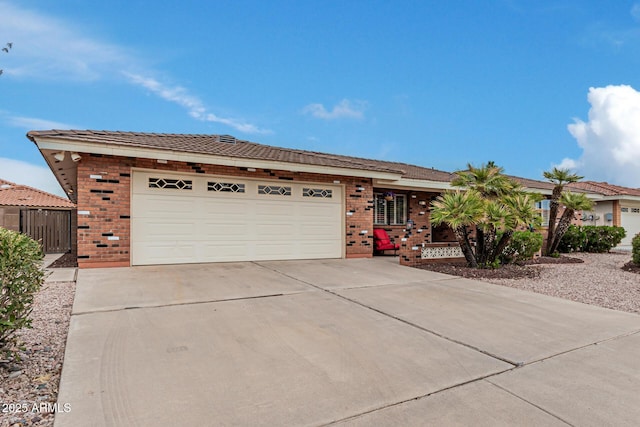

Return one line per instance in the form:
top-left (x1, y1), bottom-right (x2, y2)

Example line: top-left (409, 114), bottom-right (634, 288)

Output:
top-left (1, 280), bottom-right (76, 427)
top-left (8, 370), bottom-right (22, 379)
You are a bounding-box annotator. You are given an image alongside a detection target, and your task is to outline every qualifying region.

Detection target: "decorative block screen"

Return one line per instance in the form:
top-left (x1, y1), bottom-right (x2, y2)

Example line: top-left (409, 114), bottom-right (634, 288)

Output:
top-left (421, 246), bottom-right (464, 259)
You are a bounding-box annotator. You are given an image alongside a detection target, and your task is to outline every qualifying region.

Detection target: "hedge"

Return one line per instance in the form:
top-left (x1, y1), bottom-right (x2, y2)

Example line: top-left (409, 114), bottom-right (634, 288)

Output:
top-left (0, 228), bottom-right (45, 355)
top-left (501, 231), bottom-right (543, 263)
top-left (632, 233), bottom-right (640, 265)
top-left (558, 225), bottom-right (626, 253)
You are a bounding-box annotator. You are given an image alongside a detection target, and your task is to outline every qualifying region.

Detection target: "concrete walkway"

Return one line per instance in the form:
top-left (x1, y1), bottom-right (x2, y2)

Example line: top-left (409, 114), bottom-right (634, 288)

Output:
top-left (56, 258), bottom-right (640, 426)
top-left (42, 253), bottom-right (77, 283)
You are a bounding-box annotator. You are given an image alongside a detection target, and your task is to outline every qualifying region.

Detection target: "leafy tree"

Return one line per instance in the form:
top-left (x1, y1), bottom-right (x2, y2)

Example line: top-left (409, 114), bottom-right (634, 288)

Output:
top-left (546, 191), bottom-right (593, 255)
top-left (542, 167), bottom-right (583, 255)
top-left (0, 42), bottom-right (12, 76)
top-left (431, 163), bottom-right (542, 268)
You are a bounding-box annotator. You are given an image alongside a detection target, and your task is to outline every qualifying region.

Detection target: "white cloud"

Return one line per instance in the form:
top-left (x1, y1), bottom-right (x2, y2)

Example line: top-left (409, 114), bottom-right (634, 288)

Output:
top-left (302, 99), bottom-right (367, 120)
top-left (554, 157), bottom-right (579, 171)
top-left (0, 1), bottom-right (128, 80)
top-left (123, 73), bottom-right (205, 115)
top-left (0, 157), bottom-right (66, 197)
top-left (0, 2), bottom-right (267, 134)
top-left (123, 72), bottom-right (271, 134)
top-left (5, 115), bottom-right (77, 130)
top-left (564, 85), bottom-right (640, 187)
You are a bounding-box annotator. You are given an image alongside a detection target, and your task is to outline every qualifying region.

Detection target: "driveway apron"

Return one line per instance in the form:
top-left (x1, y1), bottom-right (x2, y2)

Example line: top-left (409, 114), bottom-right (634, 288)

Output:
top-left (55, 258), bottom-right (640, 426)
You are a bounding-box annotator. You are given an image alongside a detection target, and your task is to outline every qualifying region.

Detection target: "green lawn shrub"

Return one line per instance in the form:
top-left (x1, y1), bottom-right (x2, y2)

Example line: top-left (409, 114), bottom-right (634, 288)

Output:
top-left (582, 226), bottom-right (626, 253)
top-left (500, 231), bottom-right (543, 264)
top-left (0, 227), bottom-right (45, 356)
top-left (557, 225), bottom-right (585, 253)
top-left (632, 233), bottom-right (640, 265)
top-left (558, 225), bottom-right (626, 253)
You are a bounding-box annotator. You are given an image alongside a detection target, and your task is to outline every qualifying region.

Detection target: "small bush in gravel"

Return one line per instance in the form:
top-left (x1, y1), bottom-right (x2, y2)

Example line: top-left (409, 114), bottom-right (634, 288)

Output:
top-left (500, 231), bottom-right (543, 263)
top-left (0, 227), bottom-right (46, 359)
top-left (559, 225), bottom-right (626, 253)
top-left (557, 225), bottom-right (586, 253)
top-left (583, 226), bottom-right (626, 253)
top-left (633, 233), bottom-right (640, 265)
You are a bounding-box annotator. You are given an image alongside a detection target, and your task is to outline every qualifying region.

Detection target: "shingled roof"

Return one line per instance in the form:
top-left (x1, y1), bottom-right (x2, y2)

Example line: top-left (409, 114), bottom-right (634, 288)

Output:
top-left (568, 181), bottom-right (640, 197)
top-left (0, 179), bottom-right (75, 208)
top-left (27, 130), bottom-right (455, 181)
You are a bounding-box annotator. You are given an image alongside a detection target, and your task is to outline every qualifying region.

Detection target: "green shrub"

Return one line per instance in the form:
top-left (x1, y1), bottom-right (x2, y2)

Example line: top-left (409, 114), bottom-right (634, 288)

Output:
top-left (0, 228), bottom-right (45, 355)
top-left (500, 231), bottom-right (543, 264)
top-left (583, 226), bottom-right (626, 253)
top-left (557, 225), bottom-right (585, 253)
top-left (558, 225), bottom-right (626, 253)
top-left (632, 233), bottom-right (640, 265)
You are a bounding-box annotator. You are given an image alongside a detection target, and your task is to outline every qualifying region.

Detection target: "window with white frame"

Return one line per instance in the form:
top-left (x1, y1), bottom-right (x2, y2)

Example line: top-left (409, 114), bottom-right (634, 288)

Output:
top-left (535, 199), bottom-right (550, 226)
top-left (374, 193), bottom-right (407, 225)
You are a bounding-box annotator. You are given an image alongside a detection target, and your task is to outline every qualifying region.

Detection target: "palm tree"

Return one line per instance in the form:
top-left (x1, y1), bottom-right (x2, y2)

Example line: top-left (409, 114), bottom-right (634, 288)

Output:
top-left (452, 163), bottom-right (519, 199)
top-left (547, 192), bottom-right (593, 255)
top-left (451, 163), bottom-right (532, 265)
top-left (490, 192), bottom-right (542, 262)
top-left (432, 163), bottom-right (543, 268)
top-left (430, 190), bottom-right (484, 268)
top-left (543, 167), bottom-right (583, 255)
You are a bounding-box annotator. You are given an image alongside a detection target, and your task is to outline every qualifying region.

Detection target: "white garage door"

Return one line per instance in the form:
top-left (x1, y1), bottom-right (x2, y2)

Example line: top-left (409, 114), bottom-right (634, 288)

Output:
top-left (621, 206), bottom-right (640, 246)
top-left (131, 171), bottom-right (343, 265)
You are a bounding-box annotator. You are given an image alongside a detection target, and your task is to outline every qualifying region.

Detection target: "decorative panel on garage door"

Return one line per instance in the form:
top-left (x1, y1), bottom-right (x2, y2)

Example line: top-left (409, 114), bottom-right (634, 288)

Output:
top-left (131, 171), bottom-right (343, 265)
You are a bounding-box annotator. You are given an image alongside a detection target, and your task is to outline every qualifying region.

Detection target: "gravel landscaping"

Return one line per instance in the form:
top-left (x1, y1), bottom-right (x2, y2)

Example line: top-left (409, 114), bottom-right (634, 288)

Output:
top-left (420, 252), bottom-right (640, 314)
top-left (0, 280), bottom-right (75, 427)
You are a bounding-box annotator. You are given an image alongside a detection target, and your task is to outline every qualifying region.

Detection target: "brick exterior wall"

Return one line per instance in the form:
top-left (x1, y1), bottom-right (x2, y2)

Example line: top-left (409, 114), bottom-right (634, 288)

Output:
top-left (75, 153), bottom-right (374, 268)
top-left (368, 190), bottom-right (445, 267)
top-left (612, 200), bottom-right (621, 226)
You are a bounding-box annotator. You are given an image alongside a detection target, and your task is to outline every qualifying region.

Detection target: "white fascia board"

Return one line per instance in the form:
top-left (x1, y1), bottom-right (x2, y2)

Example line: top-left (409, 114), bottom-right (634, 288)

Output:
top-left (375, 178), bottom-right (556, 195)
top-left (33, 138), bottom-right (402, 181)
top-left (600, 195), bottom-right (640, 202)
top-left (374, 178), bottom-right (453, 191)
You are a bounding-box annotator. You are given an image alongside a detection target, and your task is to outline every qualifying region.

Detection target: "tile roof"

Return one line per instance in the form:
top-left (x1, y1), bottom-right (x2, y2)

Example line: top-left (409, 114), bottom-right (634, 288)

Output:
top-left (28, 129), bottom-right (591, 192)
top-left (27, 129), bottom-right (455, 181)
top-left (568, 181), bottom-right (640, 197)
top-left (0, 179), bottom-right (75, 208)
top-left (507, 175), bottom-right (556, 191)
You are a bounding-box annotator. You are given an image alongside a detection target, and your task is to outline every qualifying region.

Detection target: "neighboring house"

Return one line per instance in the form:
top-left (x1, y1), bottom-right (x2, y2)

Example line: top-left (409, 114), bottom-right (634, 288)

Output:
top-left (27, 130), bottom-right (557, 268)
top-left (0, 178), bottom-right (76, 253)
top-left (569, 181), bottom-right (640, 247)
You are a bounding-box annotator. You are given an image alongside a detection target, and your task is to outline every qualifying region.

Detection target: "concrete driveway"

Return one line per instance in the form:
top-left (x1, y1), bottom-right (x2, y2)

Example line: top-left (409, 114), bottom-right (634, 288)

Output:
top-left (56, 258), bottom-right (640, 426)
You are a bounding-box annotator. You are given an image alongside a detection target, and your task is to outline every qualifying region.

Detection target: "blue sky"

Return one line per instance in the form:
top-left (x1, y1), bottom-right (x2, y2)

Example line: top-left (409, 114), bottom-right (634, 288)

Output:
top-left (2, 0), bottom-right (640, 197)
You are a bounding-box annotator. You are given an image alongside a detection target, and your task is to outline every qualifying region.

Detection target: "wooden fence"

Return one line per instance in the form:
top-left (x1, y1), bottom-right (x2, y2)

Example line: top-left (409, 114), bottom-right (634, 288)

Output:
top-left (20, 209), bottom-right (71, 254)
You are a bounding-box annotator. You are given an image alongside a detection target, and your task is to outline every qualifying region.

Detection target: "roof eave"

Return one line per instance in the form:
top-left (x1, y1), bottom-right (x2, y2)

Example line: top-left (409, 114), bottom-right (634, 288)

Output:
top-left (31, 137), bottom-right (403, 181)
top-left (600, 194), bottom-right (640, 202)
top-left (374, 177), bottom-right (454, 191)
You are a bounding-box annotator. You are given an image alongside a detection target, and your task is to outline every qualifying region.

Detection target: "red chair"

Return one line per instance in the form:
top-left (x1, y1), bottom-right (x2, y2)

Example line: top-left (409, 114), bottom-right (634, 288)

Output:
top-left (373, 229), bottom-right (400, 255)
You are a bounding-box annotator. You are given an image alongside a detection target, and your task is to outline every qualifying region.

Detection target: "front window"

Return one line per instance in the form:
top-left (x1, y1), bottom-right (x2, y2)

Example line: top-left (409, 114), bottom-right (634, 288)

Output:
top-left (535, 199), bottom-right (550, 226)
top-left (374, 192), bottom-right (406, 225)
